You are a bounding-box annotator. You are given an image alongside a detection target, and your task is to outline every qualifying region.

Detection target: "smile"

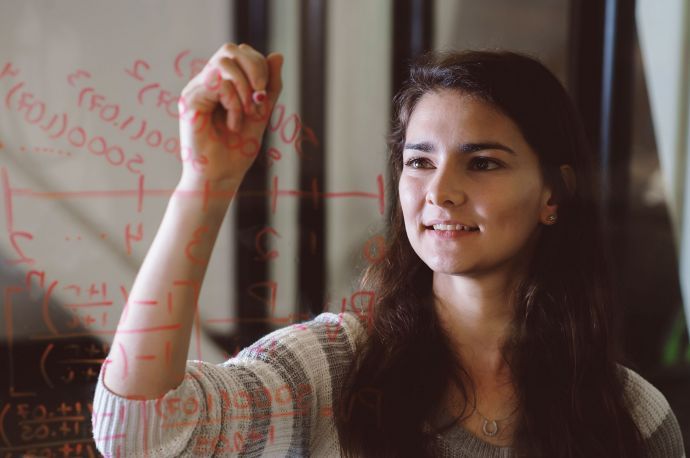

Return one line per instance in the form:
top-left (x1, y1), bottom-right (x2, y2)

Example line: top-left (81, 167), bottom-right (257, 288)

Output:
top-left (430, 223), bottom-right (478, 231)
top-left (425, 226), bottom-right (479, 239)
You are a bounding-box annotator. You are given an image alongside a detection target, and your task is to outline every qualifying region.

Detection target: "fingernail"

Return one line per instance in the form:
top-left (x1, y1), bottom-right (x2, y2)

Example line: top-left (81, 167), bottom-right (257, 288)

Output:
top-left (252, 90), bottom-right (267, 104)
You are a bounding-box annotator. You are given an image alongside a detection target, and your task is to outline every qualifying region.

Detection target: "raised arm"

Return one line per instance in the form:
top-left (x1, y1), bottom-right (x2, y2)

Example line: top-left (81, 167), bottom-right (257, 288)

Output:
top-left (101, 43), bottom-right (283, 399)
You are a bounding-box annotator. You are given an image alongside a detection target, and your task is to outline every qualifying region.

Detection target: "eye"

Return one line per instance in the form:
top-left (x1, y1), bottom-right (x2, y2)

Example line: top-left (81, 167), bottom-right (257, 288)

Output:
top-left (404, 157), bottom-right (432, 169)
top-left (470, 157), bottom-right (502, 171)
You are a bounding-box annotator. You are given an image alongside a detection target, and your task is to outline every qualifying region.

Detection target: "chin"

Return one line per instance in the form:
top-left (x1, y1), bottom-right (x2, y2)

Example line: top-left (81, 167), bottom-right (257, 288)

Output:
top-left (423, 258), bottom-right (471, 275)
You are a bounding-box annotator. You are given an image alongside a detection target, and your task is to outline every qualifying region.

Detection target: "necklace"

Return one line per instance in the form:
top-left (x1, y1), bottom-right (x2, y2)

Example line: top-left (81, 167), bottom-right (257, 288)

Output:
top-left (471, 403), bottom-right (519, 437)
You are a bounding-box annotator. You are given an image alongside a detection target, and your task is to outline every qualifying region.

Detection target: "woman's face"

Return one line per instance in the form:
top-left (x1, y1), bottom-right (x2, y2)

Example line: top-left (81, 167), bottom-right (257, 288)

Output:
top-left (399, 89), bottom-right (555, 277)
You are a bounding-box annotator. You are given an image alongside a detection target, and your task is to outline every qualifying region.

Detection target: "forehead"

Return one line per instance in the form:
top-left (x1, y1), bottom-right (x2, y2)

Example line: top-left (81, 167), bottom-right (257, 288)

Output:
top-left (405, 89), bottom-right (530, 150)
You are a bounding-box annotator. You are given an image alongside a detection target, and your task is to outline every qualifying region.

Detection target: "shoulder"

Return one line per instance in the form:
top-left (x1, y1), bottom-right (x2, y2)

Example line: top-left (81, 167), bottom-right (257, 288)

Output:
top-left (617, 364), bottom-right (686, 457)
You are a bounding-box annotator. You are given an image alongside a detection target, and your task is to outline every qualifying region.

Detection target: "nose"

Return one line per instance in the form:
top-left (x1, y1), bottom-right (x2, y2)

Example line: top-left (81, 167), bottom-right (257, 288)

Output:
top-left (426, 163), bottom-right (465, 207)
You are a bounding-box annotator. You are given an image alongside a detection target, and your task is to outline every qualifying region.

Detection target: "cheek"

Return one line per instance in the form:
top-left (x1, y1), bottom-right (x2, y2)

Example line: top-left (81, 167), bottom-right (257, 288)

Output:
top-left (398, 181), bottom-right (424, 244)
top-left (482, 188), bottom-right (541, 232)
top-left (398, 179), bottom-right (419, 220)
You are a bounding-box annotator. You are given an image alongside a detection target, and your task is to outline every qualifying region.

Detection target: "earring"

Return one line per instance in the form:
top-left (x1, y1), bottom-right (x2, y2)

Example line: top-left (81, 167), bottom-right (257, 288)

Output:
top-left (545, 214), bottom-right (558, 224)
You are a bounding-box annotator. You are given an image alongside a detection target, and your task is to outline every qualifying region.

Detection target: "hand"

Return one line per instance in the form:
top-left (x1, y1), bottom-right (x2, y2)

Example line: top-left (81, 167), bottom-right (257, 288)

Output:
top-left (177, 43), bottom-right (283, 187)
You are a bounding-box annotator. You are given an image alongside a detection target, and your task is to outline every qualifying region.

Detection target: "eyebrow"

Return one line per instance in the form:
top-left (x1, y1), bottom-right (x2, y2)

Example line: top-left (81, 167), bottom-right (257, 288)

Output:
top-left (403, 141), bottom-right (516, 155)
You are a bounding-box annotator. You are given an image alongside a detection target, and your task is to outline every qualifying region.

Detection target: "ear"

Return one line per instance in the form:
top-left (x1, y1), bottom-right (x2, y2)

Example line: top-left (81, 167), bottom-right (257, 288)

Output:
top-left (540, 164), bottom-right (576, 224)
top-left (540, 186), bottom-right (559, 224)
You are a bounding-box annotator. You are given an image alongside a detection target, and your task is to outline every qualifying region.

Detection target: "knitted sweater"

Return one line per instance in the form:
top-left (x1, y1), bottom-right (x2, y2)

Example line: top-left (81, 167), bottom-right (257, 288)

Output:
top-left (92, 312), bottom-right (686, 457)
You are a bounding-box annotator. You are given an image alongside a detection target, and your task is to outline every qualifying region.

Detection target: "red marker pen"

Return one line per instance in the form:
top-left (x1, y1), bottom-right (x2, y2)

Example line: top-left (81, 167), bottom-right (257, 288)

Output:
top-left (252, 90), bottom-right (267, 104)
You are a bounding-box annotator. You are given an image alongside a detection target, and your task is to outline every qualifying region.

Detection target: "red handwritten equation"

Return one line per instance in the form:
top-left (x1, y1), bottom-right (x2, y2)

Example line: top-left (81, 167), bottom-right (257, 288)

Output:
top-left (2, 62), bottom-right (144, 175)
top-left (0, 167), bottom-right (384, 266)
top-left (0, 47), bottom-right (388, 456)
top-left (1, 400), bottom-right (97, 457)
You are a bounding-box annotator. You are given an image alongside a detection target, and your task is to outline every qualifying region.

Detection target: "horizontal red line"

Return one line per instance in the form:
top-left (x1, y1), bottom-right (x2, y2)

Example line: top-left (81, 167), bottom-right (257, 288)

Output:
top-left (20, 415), bottom-right (86, 424)
top-left (67, 301), bottom-right (113, 307)
top-left (13, 188), bottom-right (177, 199)
top-left (11, 187), bottom-right (380, 200)
top-left (29, 323), bottom-right (181, 340)
top-left (323, 191), bottom-right (379, 198)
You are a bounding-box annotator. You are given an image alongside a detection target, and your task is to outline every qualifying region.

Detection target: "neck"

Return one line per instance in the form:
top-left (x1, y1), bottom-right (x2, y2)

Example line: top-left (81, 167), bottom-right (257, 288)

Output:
top-left (433, 270), bottom-right (519, 380)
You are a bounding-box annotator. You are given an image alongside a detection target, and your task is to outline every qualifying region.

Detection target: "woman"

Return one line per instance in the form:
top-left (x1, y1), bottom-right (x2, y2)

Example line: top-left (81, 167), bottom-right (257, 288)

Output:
top-left (92, 44), bottom-right (685, 457)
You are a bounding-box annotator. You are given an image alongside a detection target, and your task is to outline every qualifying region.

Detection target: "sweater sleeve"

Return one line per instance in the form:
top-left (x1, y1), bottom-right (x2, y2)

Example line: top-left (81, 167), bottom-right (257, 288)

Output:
top-left (619, 365), bottom-right (686, 458)
top-left (91, 311), bottom-right (366, 457)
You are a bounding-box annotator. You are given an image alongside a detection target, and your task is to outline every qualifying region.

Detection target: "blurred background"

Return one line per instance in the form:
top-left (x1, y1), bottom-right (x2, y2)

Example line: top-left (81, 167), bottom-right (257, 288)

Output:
top-left (0, 0), bottom-right (688, 455)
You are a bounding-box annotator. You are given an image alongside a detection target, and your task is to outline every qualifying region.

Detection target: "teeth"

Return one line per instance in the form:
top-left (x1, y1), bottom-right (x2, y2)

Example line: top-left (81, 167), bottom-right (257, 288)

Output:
top-left (432, 224), bottom-right (477, 231)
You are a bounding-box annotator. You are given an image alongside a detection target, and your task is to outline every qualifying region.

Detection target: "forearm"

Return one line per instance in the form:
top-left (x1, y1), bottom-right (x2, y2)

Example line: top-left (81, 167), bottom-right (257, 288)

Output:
top-left (99, 40), bottom-right (281, 400)
top-left (102, 177), bottom-right (238, 399)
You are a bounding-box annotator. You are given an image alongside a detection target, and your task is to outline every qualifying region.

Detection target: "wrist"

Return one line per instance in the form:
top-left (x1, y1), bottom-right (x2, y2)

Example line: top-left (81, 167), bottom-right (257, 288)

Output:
top-left (175, 174), bottom-right (240, 209)
top-left (177, 170), bottom-right (242, 191)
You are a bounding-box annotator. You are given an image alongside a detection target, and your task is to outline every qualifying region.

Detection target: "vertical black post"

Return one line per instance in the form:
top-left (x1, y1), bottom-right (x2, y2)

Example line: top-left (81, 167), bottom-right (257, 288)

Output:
top-left (568, 0), bottom-right (635, 226)
top-left (599, 0), bottom-right (636, 227)
top-left (568, 0), bottom-right (636, 355)
top-left (568, 0), bottom-right (606, 150)
top-left (392, 0), bottom-right (434, 95)
top-left (600, 0), bottom-right (637, 357)
top-left (233, 0), bottom-right (271, 345)
top-left (390, 0), bottom-right (434, 221)
top-left (298, 0), bottom-right (327, 316)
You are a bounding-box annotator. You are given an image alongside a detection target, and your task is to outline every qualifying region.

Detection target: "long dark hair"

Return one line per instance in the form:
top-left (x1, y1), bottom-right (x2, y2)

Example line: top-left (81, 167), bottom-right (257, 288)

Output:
top-left (334, 50), bottom-right (645, 457)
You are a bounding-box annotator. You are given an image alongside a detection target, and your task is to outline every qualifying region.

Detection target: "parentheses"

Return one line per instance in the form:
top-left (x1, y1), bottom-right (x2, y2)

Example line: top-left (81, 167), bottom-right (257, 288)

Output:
top-left (0, 403), bottom-right (11, 447)
top-left (39, 113), bottom-right (58, 132)
top-left (77, 87), bottom-right (95, 108)
top-left (4, 81), bottom-right (24, 109)
top-left (42, 280), bottom-right (59, 335)
top-left (40, 343), bottom-right (56, 388)
top-left (129, 120), bottom-right (147, 141)
top-left (49, 113), bottom-right (68, 139)
top-left (174, 50), bottom-right (190, 78)
top-left (137, 82), bottom-right (160, 105)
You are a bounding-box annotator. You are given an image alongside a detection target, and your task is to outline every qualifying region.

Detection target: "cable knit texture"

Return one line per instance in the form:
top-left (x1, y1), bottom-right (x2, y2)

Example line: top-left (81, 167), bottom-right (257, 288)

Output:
top-left (92, 312), bottom-right (686, 457)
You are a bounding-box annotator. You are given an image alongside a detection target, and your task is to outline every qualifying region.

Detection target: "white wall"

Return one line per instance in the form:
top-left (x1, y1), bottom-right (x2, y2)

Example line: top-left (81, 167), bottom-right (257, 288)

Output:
top-left (266, 0), bottom-right (301, 327)
top-left (435, 0), bottom-right (569, 83)
top-left (0, 0), bottom-right (232, 363)
top-left (326, 0), bottom-right (391, 306)
top-left (637, 0), bottom-right (690, 335)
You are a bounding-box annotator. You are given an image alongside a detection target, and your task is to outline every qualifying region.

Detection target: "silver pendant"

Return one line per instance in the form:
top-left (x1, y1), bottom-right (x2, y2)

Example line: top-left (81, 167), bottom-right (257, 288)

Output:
top-left (481, 419), bottom-right (499, 436)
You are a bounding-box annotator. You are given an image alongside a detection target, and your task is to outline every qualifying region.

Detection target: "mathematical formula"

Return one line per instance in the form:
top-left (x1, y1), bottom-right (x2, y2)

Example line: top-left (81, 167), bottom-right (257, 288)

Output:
top-left (0, 46), bottom-right (387, 456)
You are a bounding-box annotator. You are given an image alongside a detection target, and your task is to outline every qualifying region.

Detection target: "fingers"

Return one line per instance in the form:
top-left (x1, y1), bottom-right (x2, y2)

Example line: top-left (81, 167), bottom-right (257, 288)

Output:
top-left (218, 79), bottom-right (242, 132)
top-left (217, 57), bottom-right (254, 115)
top-left (233, 43), bottom-right (269, 89)
top-left (245, 53), bottom-right (283, 124)
top-left (180, 43), bottom-right (282, 132)
top-left (214, 43), bottom-right (268, 96)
